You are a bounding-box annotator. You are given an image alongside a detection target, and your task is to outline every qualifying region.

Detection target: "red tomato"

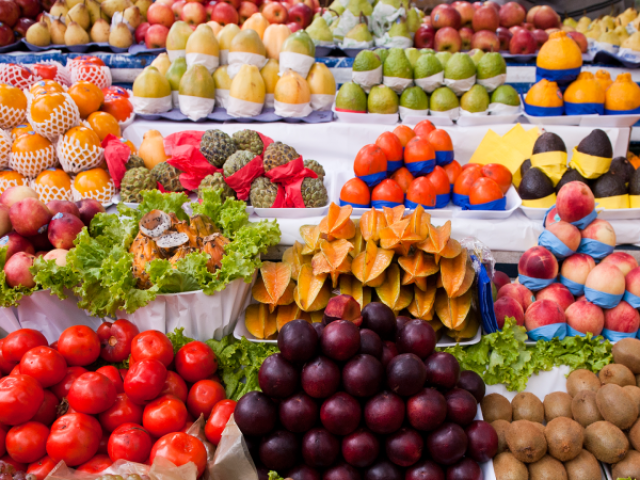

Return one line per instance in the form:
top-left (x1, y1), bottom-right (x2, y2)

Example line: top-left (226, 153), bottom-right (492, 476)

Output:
top-left (160, 371), bottom-right (188, 403)
top-left (32, 390), bottom-right (59, 426)
top-left (124, 359), bottom-right (167, 406)
top-left (76, 454), bottom-right (113, 474)
top-left (149, 433), bottom-right (207, 477)
top-left (27, 455), bottom-right (57, 480)
top-left (19, 347), bottom-right (67, 388)
top-left (1, 455), bottom-right (26, 471)
top-left (175, 342), bottom-right (217, 384)
top-left (97, 319), bottom-right (139, 363)
top-left (187, 380), bottom-right (225, 419)
top-left (2, 329), bottom-right (47, 363)
top-left (6, 422), bottom-right (49, 463)
top-left (143, 395), bottom-right (187, 438)
top-left (98, 431), bottom-right (109, 455)
top-left (131, 331), bottom-right (174, 367)
top-left (119, 368), bottom-right (128, 379)
top-left (0, 424), bottom-right (6, 457)
top-left (0, 339), bottom-right (16, 374)
top-left (46, 413), bottom-right (102, 467)
top-left (96, 365), bottom-right (124, 393)
top-left (9, 364), bottom-right (21, 376)
top-left (50, 366), bottom-right (87, 400)
top-left (108, 423), bottom-right (152, 463)
top-left (68, 372), bottom-right (117, 415)
top-left (98, 393), bottom-right (144, 433)
top-left (32, 65), bottom-right (58, 81)
top-left (57, 326), bottom-right (100, 367)
top-left (0, 375), bottom-right (44, 425)
top-left (49, 341), bottom-right (58, 350)
top-left (204, 400), bottom-right (236, 446)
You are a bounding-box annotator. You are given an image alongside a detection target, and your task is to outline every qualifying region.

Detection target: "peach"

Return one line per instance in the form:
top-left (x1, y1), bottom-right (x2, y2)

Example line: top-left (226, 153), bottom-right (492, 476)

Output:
top-left (9, 198), bottom-right (52, 237)
top-left (29, 232), bottom-right (52, 251)
top-left (556, 181), bottom-right (595, 224)
top-left (48, 213), bottom-right (84, 250)
top-left (625, 267), bottom-right (640, 298)
top-left (560, 253), bottom-right (595, 286)
top-left (581, 219), bottom-right (616, 247)
top-left (545, 220), bottom-right (580, 251)
top-left (536, 283), bottom-right (574, 311)
top-left (47, 200), bottom-right (81, 219)
top-left (493, 271), bottom-right (510, 291)
top-left (76, 199), bottom-right (105, 226)
top-left (604, 301), bottom-right (640, 333)
top-left (494, 296), bottom-right (524, 329)
top-left (0, 186), bottom-right (38, 208)
top-left (43, 249), bottom-right (68, 267)
top-left (497, 283), bottom-right (534, 311)
top-left (544, 206), bottom-right (560, 228)
top-left (585, 263), bottom-right (625, 296)
top-left (0, 232), bottom-right (34, 259)
top-left (322, 294), bottom-right (362, 326)
top-left (565, 301), bottom-right (604, 336)
top-left (601, 252), bottom-right (638, 276)
top-left (576, 294), bottom-right (586, 302)
top-left (0, 205), bottom-right (11, 238)
top-left (4, 252), bottom-right (36, 288)
top-left (524, 299), bottom-right (566, 331)
top-left (518, 246), bottom-right (559, 280)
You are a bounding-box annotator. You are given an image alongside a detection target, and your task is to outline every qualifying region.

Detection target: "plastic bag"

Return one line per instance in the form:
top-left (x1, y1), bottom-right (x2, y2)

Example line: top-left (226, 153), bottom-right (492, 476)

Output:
top-left (210, 415), bottom-right (259, 480)
top-left (370, 2), bottom-right (404, 37)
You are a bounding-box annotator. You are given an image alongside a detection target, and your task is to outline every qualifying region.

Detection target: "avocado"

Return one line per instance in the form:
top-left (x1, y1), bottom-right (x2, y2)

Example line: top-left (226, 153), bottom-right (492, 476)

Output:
top-left (592, 173), bottom-right (627, 198)
top-left (519, 167), bottom-right (555, 200)
top-left (532, 132), bottom-right (567, 155)
top-left (577, 129), bottom-right (613, 159)
top-left (630, 167), bottom-right (640, 195)
top-left (610, 156), bottom-right (635, 184)
top-left (556, 168), bottom-right (589, 194)
top-left (520, 159), bottom-right (531, 177)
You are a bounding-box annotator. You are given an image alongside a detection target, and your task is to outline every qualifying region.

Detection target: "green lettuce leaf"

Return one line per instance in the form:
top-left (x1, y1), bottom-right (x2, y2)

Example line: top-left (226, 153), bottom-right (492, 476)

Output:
top-left (167, 327), bottom-right (195, 354)
top-left (267, 472), bottom-right (284, 480)
top-left (137, 190), bottom-right (190, 220)
top-left (149, 252), bottom-right (213, 294)
top-left (31, 256), bottom-right (80, 300)
top-left (191, 188), bottom-right (249, 238)
top-left (0, 247), bottom-right (37, 307)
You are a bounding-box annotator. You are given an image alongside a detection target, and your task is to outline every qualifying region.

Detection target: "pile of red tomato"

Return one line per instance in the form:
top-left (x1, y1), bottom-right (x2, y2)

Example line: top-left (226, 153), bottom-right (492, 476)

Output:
top-left (0, 321), bottom-right (236, 480)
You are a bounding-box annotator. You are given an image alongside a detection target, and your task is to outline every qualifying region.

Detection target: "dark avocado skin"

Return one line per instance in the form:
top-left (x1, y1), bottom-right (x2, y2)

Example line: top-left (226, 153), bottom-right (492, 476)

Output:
top-left (592, 173), bottom-right (626, 198)
top-left (609, 156), bottom-right (635, 184)
top-left (532, 132), bottom-right (567, 155)
top-left (519, 167), bottom-right (555, 200)
top-left (630, 167), bottom-right (640, 196)
top-left (556, 168), bottom-right (589, 194)
top-left (577, 129), bottom-right (613, 158)
top-left (520, 159), bottom-right (531, 178)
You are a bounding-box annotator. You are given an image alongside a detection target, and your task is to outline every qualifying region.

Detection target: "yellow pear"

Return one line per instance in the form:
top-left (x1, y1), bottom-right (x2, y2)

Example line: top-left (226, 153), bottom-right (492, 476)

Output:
top-left (166, 20), bottom-right (193, 52)
top-left (602, 15), bottom-right (616, 30)
top-left (66, 2), bottom-right (90, 31)
top-left (150, 52), bottom-right (171, 76)
top-left (229, 28), bottom-right (266, 56)
top-left (230, 64), bottom-right (265, 104)
top-left (50, 17), bottom-right (67, 44)
top-left (263, 24), bottom-right (291, 60)
top-left (90, 17), bottom-right (110, 42)
top-left (260, 58), bottom-right (279, 96)
top-left (64, 20), bottom-right (90, 45)
top-left (275, 69), bottom-right (310, 104)
top-left (134, 0), bottom-right (151, 19)
top-left (49, 0), bottom-right (69, 18)
top-left (85, 0), bottom-right (103, 25)
top-left (599, 30), bottom-right (621, 46)
top-left (207, 20), bottom-right (222, 36)
top-left (109, 22), bottom-right (133, 48)
top-left (123, 5), bottom-right (141, 28)
top-left (185, 23), bottom-right (219, 57)
top-left (100, 0), bottom-right (131, 18)
top-left (306, 62), bottom-right (336, 95)
top-left (26, 22), bottom-right (50, 46)
top-left (213, 65), bottom-right (231, 90)
top-left (217, 23), bottom-right (240, 51)
top-left (614, 25), bottom-right (629, 42)
top-left (139, 130), bottom-right (167, 169)
top-left (241, 12), bottom-right (269, 39)
top-left (133, 66), bottom-right (172, 98)
top-left (576, 16), bottom-right (591, 33)
top-left (622, 31), bottom-right (640, 50)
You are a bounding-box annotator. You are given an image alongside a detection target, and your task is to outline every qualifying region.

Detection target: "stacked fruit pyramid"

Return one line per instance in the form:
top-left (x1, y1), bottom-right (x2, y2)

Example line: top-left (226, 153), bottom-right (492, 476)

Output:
top-left (244, 202), bottom-right (479, 342)
top-left (237, 312), bottom-right (499, 478)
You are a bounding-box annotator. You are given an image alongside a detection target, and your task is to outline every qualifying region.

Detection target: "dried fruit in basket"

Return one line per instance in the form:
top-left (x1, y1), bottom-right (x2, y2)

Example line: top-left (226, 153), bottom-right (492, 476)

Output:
top-left (245, 303), bottom-right (277, 339)
top-left (360, 208), bottom-right (387, 242)
top-left (311, 239), bottom-right (353, 288)
top-left (339, 275), bottom-right (371, 309)
top-left (408, 282), bottom-right (437, 321)
top-left (375, 264), bottom-right (414, 313)
top-left (319, 203), bottom-right (355, 241)
top-left (293, 264), bottom-right (331, 312)
top-left (398, 250), bottom-right (439, 292)
top-left (0, 84), bottom-right (27, 129)
top-left (282, 241), bottom-right (308, 281)
top-left (252, 261), bottom-right (294, 313)
top-left (351, 240), bottom-right (394, 288)
top-left (435, 287), bottom-right (472, 331)
top-left (130, 232), bottom-right (162, 289)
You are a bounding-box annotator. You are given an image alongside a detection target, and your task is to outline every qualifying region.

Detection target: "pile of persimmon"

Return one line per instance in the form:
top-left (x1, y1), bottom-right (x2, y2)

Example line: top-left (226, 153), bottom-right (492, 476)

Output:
top-left (453, 163), bottom-right (513, 208)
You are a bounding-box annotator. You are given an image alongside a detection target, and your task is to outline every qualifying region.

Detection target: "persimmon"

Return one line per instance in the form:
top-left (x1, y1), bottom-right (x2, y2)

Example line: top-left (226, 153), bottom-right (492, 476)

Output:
top-left (406, 177), bottom-right (436, 208)
top-left (30, 80), bottom-right (64, 97)
top-left (393, 125), bottom-right (416, 147)
top-left (68, 82), bottom-right (104, 118)
top-left (35, 169), bottom-right (71, 190)
top-left (404, 137), bottom-right (435, 163)
top-left (453, 166), bottom-right (483, 197)
top-left (354, 144), bottom-right (387, 184)
top-left (375, 131), bottom-right (403, 163)
top-left (372, 179), bottom-right (404, 205)
top-left (339, 177), bottom-right (371, 207)
top-left (443, 160), bottom-right (462, 186)
top-left (390, 167), bottom-right (414, 193)
top-left (481, 163), bottom-right (512, 195)
top-left (101, 95), bottom-right (133, 123)
top-left (413, 119), bottom-right (435, 139)
top-left (74, 168), bottom-right (112, 196)
top-left (469, 177), bottom-right (504, 205)
top-left (425, 166), bottom-right (450, 196)
top-left (87, 112), bottom-right (120, 141)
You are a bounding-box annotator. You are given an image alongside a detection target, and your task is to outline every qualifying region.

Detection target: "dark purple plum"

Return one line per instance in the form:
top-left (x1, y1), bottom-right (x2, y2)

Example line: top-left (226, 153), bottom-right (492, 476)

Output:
top-left (426, 423), bottom-right (468, 466)
top-left (364, 461), bottom-right (403, 480)
top-left (320, 392), bottom-right (361, 436)
top-left (362, 302), bottom-right (396, 340)
top-left (323, 463), bottom-right (362, 480)
top-left (381, 341), bottom-right (398, 368)
top-left (235, 391), bottom-right (277, 437)
top-left (385, 427), bottom-right (423, 467)
top-left (406, 460), bottom-right (445, 480)
top-left (359, 329), bottom-right (383, 359)
top-left (341, 429), bottom-right (380, 468)
top-left (256, 466), bottom-right (269, 480)
top-left (342, 354), bottom-right (384, 398)
top-left (457, 370), bottom-right (486, 403)
top-left (279, 392), bottom-right (318, 433)
top-left (445, 388), bottom-right (478, 426)
top-left (301, 356), bottom-right (341, 399)
top-left (302, 428), bottom-right (340, 468)
top-left (424, 352), bottom-right (460, 390)
top-left (287, 464), bottom-right (322, 480)
top-left (386, 353), bottom-right (427, 397)
top-left (465, 420), bottom-right (498, 463)
top-left (244, 435), bottom-right (260, 460)
top-left (321, 320), bottom-right (361, 361)
top-left (396, 320), bottom-right (436, 359)
top-left (406, 388), bottom-right (447, 432)
top-left (446, 458), bottom-right (482, 480)
top-left (313, 323), bottom-right (325, 337)
top-left (259, 429), bottom-right (299, 471)
top-left (258, 353), bottom-right (299, 399)
top-left (364, 390), bottom-right (405, 434)
top-left (396, 316), bottom-right (411, 334)
top-left (278, 319), bottom-right (319, 363)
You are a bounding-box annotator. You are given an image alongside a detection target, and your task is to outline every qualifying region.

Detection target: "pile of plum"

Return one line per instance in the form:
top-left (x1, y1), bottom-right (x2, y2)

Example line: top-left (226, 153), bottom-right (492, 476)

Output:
top-left (234, 301), bottom-right (499, 480)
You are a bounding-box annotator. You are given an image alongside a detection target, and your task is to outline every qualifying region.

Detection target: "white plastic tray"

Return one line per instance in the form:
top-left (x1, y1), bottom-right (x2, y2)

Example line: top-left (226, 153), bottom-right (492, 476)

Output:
top-left (253, 172), bottom-right (333, 218)
top-left (522, 113), bottom-right (591, 126)
top-left (456, 114), bottom-right (521, 127)
top-left (332, 107), bottom-right (399, 125)
top-left (580, 114), bottom-right (640, 128)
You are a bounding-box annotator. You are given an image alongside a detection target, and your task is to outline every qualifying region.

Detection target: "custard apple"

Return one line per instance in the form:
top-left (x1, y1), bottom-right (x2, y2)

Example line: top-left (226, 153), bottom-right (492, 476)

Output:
top-left (151, 162), bottom-right (184, 192)
top-left (223, 150), bottom-right (255, 178)
top-left (126, 154), bottom-right (146, 171)
top-left (232, 130), bottom-right (263, 157)
top-left (121, 167), bottom-right (156, 203)
top-left (199, 173), bottom-right (235, 201)
top-left (263, 141), bottom-right (298, 172)
top-left (304, 160), bottom-right (326, 178)
top-left (301, 177), bottom-right (328, 208)
top-left (250, 176), bottom-right (278, 208)
top-left (200, 130), bottom-right (237, 167)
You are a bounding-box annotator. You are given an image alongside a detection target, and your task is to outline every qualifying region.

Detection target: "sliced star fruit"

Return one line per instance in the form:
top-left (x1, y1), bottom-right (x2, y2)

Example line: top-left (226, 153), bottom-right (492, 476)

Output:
top-left (434, 287), bottom-right (472, 331)
top-left (339, 275), bottom-right (371, 309)
top-left (300, 225), bottom-right (321, 255)
top-left (244, 303), bottom-right (277, 339)
top-left (294, 264), bottom-right (331, 312)
top-left (440, 249), bottom-right (468, 298)
top-left (407, 280), bottom-right (437, 320)
top-left (312, 239), bottom-right (353, 288)
top-left (276, 303), bottom-right (305, 331)
top-left (398, 250), bottom-right (439, 291)
top-left (252, 262), bottom-right (294, 312)
top-left (350, 221), bottom-right (366, 259)
top-left (282, 241), bottom-right (309, 281)
top-left (450, 259), bottom-right (475, 298)
top-left (383, 205), bottom-right (405, 226)
top-left (417, 221), bottom-right (462, 263)
top-left (446, 308), bottom-right (479, 341)
top-left (319, 203), bottom-right (355, 241)
top-left (375, 264), bottom-right (414, 313)
top-left (428, 318), bottom-right (445, 333)
top-left (404, 205), bottom-right (431, 240)
top-left (379, 218), bottom-right (423, 256)
top-left (352, 240), bottom-right (394, 288)
top-left (360, 208), bottom-right (387, 242)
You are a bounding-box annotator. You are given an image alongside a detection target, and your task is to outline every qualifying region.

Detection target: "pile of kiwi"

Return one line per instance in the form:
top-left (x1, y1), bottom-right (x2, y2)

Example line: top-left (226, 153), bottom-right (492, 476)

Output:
top-left (483, 337), bottom-right (640, 480)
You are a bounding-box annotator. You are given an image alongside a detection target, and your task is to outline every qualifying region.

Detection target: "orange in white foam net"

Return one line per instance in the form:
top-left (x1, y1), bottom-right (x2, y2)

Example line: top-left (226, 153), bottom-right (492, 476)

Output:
top-left (0, 171), bottom-right (28, 194)
top-left (70, 64), bottom-right (112, 90)
top-left (0, 129), bottom-right (11, 170)
top-left (10, 131), bottom-right (57, 178)
top-left (0, 64), bottom-right (41, 90)
top-left (31, 168), bottom-right (73, 203)
top-left (72, 168), bottom-right (114, 204)
top-left (28, 92), bottom-right (80, 141)
top-left (57, 126), bottom-right (104, 174)
top-left (0, 84), bottom-right (27, 130)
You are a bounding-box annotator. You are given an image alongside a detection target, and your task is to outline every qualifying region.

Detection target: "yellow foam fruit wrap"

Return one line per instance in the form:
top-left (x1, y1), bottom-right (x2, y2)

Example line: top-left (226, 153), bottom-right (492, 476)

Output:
top-left (564, 72), bottom-right (605, 105)
top-left (595, 194), bottom-right (629, 209)
top-left (525, 79), bottom-right (564, 108)
top-left (537, 31), bottom-right (583, 70)
top-left (530, 151), bottom-right (568, 186)
top-left (568, 147), bottom-right (611, 179)
top-left (605, 73), bottom-right (640, 111)
top-left (521, 192), bottom-right (557, 208)
top-left (630, 195), bottom-right (640, 208)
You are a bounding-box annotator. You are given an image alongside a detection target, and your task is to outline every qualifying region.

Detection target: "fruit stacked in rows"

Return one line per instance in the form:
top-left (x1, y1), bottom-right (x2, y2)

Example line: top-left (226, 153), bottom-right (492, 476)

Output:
top-left (0, 0), bottom-right (42, 47)
top-left (236, 302), bottom-right (499, 479)
top-left (578, 7), bottom-right (640, 53)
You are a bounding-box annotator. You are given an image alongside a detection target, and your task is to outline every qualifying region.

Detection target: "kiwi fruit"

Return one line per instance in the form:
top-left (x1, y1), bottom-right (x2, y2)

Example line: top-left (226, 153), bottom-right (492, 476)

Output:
top-left (563, 449), bottom-right (601, 480)
top-left (544, 417), bottom-right (584, 462)
top-left (481, 393), bottom-right (513, 423)
top-left (571, 390), bottom-right (604, 427)
top-left (493, 452), bottom-right (529, 480)
top-left (628, 418), bottom-right (640, 451)
top-left (528, 455), bottom-right (567, 480)
top-left (532, 422), bottom-right (545, 434)
top-left (566, 370), bottom-right (601, 397)
top-left (584, 421), bottom-right (629, 464)
top-left (613, 338), bottom-right (640, 374)
top-left (506, 420), bottom-right (548, 463)
top-left (599, 364), bottom-right (636, 387)
top-left (612, 449), bottom-right (640, 480)
top-left (544, 392), bottom-right (573, 421)
top-left (492, 419), bottom-right (511, 454)
top-left (623, 385), bottom-right (640, 412)
top-left (595, 383), bottom-right (639, 429)
top-left (512, 392), bottom-right (544, 423)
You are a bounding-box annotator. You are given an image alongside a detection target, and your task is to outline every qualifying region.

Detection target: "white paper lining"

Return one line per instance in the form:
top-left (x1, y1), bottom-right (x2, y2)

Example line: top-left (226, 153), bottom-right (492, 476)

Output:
top-left (171, 90), bottom-right (180, 108)
top-left (370, 2), bottom-right (405, 38)
top-left (430, 106), bottom-right (460, 120)
top-left (226, 95), bottom-right (264, 117)
top-left (414, 71), bottom-right (444, 93)
top-left (477, 73), bottom-right (506, 92)
top-left (374, 32), bottom-right (413, 49)
top-left (310, 93), bottom-right (335, 111)
top-left (399, 106), bottom-right (428, 120)
top-left (186, 52), bottom-right (220, 74)
top-left (459, 107), bottom-right (489, 116)
top-left (341, 37), bottom-right (375, 49)
top-left (215, 89), bottom-right (230, 110)
top-left (443, 74), bottom-right (476, 95)
top-left (488, 102), bottom-right (521, 115)
top-left (178, 95), bottom-right (215, 121)
top-left (592, 41), bottom-right (620, 55)
top-left (618, 47), bottom-right (640, 62)
top-left (264, 92), bottom-right (274, 109)
top-left (167, 49), bottom-right (186, 61)
top-left (227, 52), bottom-right (268, 79)
top-left (331, 9), bottom-right (363, 40)
top-left (383, 75), bottom-right (414, 94)
top-left (274, 99), bottom-right (312, 118)
top-left (220, 49), bottom-right (229, 65)
top-left (131, 94), bottom-right (173, 114)
top-left (352, 65), bottom-right (382, 93)
top-left (279, 51), bottom-right (315, 78)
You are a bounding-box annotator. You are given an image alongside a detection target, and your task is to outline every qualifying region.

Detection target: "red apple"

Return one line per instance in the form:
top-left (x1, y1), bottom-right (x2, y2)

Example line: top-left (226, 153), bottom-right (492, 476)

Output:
top-left (414, 24), bottom-right (435, 49)
top-left (262, 0), bottom-right (287, 23)
top-left (533, 5), bottom-right (559, 30)
top-left (496, 26), bottom-right (512, 50)
top-left (509, 28), bottom-right (536, 54)
top-left (459, 26), bottom-right (473, 50)
top-left (484, 1), bottom-right (500, 12)
top-left (157, 0), bottom-right (177, 7)
top-left (288, 2), bottom-right (312, 28)
top-left (523, 22), bottom-right (534, 30)
top-left (567, 31), bottom-right (587, 53)
top-left (431, 4), bottom-right (461, 30)
top-left (13, 17), bottom-right (34, 37)
top-left (286, 20), bottom-right (300, 31)
top-left (471, 30), bottom-right (499, 51)
top-left (15, 0), bottom-right (40, 18)
top-left (526, 5), bottom-right (540, 24)
top-left (303, 0), bottom-right (319, 13)
top-left (205, 1), bottom-right (217, 18)
top-left (172, 0), bottom-right (186, 16)
top-left (0, 1), bottom-right (20, 27)
top-left (434, 26), bottom-right (462, 52)
top-left (221, 0), bottom-right (240, 9)
top-left (180, 1), bottom-right (206, 24)
top-left (423, 15), bottom-right (432, 27)
top-left (531, 28), bottom-right (548, 48)
top-left (211, 1), bottom-right (238, 24)
top-left (238, 0), bottom-right (257, 21)
top-left (472, 1), bottom-right (482, 9)
top-left (0, 21), bottom-right (13, 45)
top-left (452, 0), bottom-right (475, 26)
top-left (147, 2), bottom-right (175, 27)
top-left (509, 25), bottom-right (524, 35)
top-left (498, 1), bottom-right (525, 28)
top-left (135, 21), bottom-right (150, 43)
top-left (472, 5), bottom-right (498, 32)
top-left (145, 23), bottom-right (169, 47)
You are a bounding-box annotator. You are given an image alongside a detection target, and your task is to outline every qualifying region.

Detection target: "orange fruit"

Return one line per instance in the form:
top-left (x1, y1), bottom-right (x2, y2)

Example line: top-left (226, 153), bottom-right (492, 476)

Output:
top-left (74, 168), bottom-right (112, 195)
top-left (30, 80), bottom-right (64, 97)
top-left (481, 163), bottom-right (512, 195)
top-left (462, 162), bottom-right (481, 171)
top-left (354, 144), bottom-right (387, 183)
top-left (406, 177), bottom-right (436, 208)
top-left (118, 137), bottom-right (137, 154)
top-left (11, 124), bottom-right (34, 140)
top-left (427, 129), bottom-right (453, 152)
top-left (0, 84), bottom-right (27, 111)
top-left (30, 93), bottom-right (69, 124)
top-left (375, 131), bottom-right (403, 163)
top-left (87, 112), bottom-right (121, 141)
top-left (35, 168), bottom-right (72, 190)
top-left (101, 95), bottom-right (134, 123)
top-left (0, 171), bottom-right (28, 193)
top-left (413, 119), bottom-right (435, 140)
top-left (469, 177), bottom-right (504, 205)
top-left (390, 167), bottom-right (414, 194)
top-left (393, 125), bottom-right (416, 147)
top-left (404, 137), bottom-right (435, 164)
top-left (453, 166), bottom-right (483, 197)
top-left (339, 177), bottom-right (371, 207)
top-left (68, 81), bottom-right (104, 118)
top-left (64, 126), bottom-right (101, 149)
top-left (12, 131), bottom-right (51, 154)
top-left (371, 179), bottom-right (404, 205)
top-left (443, 160), bottom-right (462, 186)
top-left (425, 166), bottom-right (450, 196)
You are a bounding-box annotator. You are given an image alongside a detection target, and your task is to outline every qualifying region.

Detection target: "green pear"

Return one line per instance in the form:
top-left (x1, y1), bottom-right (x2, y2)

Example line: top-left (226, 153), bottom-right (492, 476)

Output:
top-left (50, 17), bottom-right (67, 44)
top-left (328, 0), bottom-right (345, 15)
top-left (374, 47), bottom-right (388, 64)
top-left (179, 64), bottom-right (215, 99)
top-left (150, 52), bottom-right (171, 76)
top-left (435, 51), bottom-right (451, 67)
top-left (64, 20), bottom-right (89, 45)
top-left (167, 21), bottom-right (193, 52)
top-left (460, 84), bottom-right (489, 113)
top-left (407, 8), bottom-right (420, 33)
top-left (414, 53), bottom-right (443, 79)
top-left (404, 48), bottom-right (421, 68)
top-left (346, 0), bottom-right (372, 17)
top-left (66, 2), bottom-right (90, 31)
top-left (467, 48), bottom-right (484, 66)
top-left (166, 57), bottom-right (187, 92)
top-left (345, 23), bottom-right (372, 43)
top-left (400, 86), bottom-right (428, 110)
top-left (335, 81), bottom-right (368, 112)
top-left (229, 29), bottom-right (266, 56)
top-left (368, 84), bottom-right (398, 114)
top-left (306, 17), bottom-right (333, 44)
top-left (383, 48), bottom-right (412, 79)
top-left (420, 48), bottom-right (434, 54)
top-left (491, 85), bottom-right (520, 106)
top-left (282, 30), bottom-right (316, 56)
top-left (109, 21), bottom-right (133, 48)
top-left (26, 22), bottom-right (50, 46)
top-left (476, 52), bottom-right (506, 79)
top-left (353, 50), bottom-right (381, 72)
top-left (388, 19), bottom-right (411, 39)
top-left (444, 52), bottom-right (476, 80)
top-left (133, 66), bottom-right (172, 98)
top-left (430, 86), bottom-right (459, 112)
